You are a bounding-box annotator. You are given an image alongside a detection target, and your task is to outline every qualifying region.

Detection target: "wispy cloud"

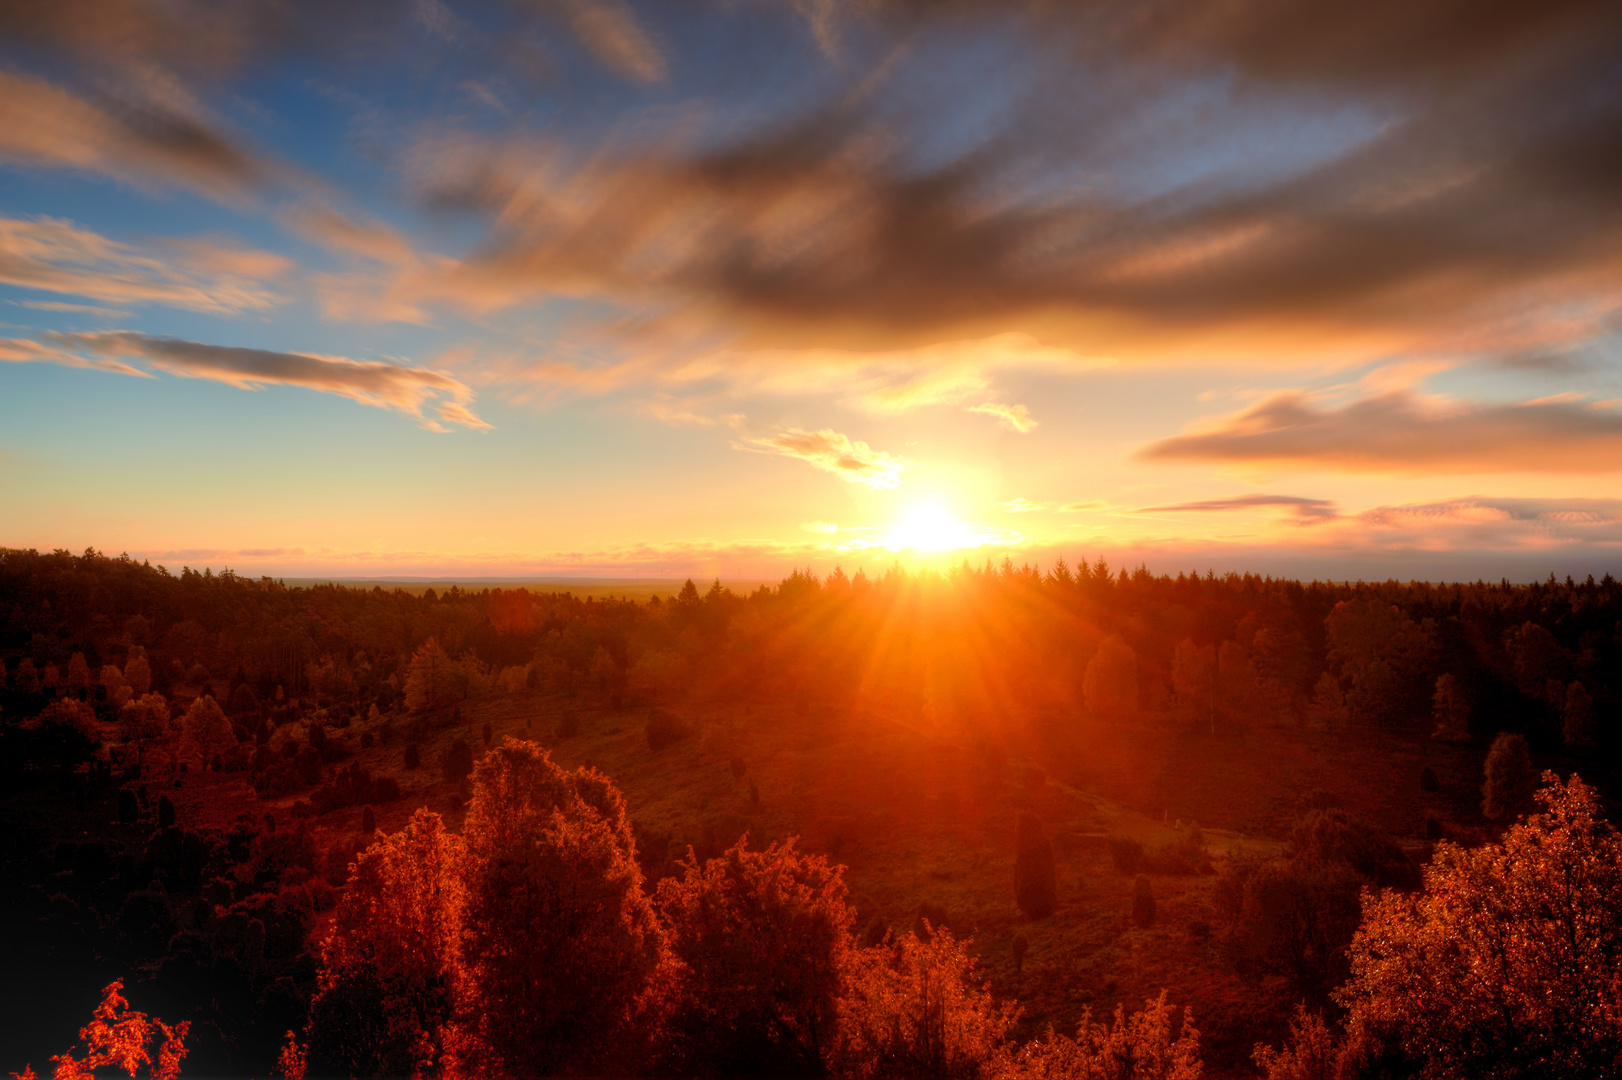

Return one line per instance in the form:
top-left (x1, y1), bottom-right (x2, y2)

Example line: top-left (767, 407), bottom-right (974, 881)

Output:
top-left (0, 215), bottom-right (285, 315)
top-left (14, 331), bottom-right (488, 431)
top-left (0, 69), bottom-right (271, 203)
top-left (1001, 498), bottom-right (1048, 513)
top-left (969, 401), bottom-right (1038, 433)
top-left (1139, 494), bottom-right (1339, 522)
top-left (735, 427), bottom-right (910, 489)
top-left (1141, 390), bottom-right (1622, 474)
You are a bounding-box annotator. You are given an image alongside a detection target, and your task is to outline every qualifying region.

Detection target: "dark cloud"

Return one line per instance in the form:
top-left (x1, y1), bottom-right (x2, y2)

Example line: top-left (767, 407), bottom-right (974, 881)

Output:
top-left (1139, 494), bottom-right (1338, 521)
top-left (1139, 390), bottom-right (1622, 474)
top-left (29, 331), bottom-right (489, 431)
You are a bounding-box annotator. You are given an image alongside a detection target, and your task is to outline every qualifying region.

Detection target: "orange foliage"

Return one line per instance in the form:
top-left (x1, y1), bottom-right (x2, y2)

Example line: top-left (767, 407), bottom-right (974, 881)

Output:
top-left (11, 981), bottom-right (188, 1080)
top-left (657, 835), bottom-right (854, 1073)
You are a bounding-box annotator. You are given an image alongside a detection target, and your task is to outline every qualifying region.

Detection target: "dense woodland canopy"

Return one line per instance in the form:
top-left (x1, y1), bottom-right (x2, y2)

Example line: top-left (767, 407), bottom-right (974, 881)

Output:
top-left (6, 547), bottom-right (1622, 1078)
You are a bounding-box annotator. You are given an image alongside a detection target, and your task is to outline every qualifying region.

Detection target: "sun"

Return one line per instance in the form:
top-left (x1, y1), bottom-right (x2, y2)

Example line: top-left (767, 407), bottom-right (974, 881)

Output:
top-left (885, 502), bottom-right (986, 553)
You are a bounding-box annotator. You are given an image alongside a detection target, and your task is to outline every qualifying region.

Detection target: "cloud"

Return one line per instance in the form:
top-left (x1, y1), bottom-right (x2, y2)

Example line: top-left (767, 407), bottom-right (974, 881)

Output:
top-left (0, 215), bottom-right (286, 314)
top-left (22, 331), bottom-right (488, 431)
top-left (1139, 494), bottom-right (1339, 521)
top-left (0, 336), bottom-right (150, 378)
top-left (969, 401), bottom-right (1038, 433)
top-left (803, 520), bottom-right (839, 534)
top-left (557, 0), bottom-right (666, 83)
top-left (0, 69), bottom-right (272, 202)
top-left (1059, 501), bottom-right (1107, 512)
top-left (1140, 390), bottom-right (1622, 474)
top-left (9, 300), bottom-right (129, 317)
top-left (735, 427), bottom-right (910, 489)
top-left (1001, 498), bottom-right (1048, 513)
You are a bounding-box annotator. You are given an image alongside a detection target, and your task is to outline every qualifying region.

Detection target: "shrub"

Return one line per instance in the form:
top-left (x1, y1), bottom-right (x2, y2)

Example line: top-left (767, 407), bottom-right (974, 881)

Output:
top-left (1132, 875), bottom-right (1156, 927)
top-left (646, 708), bottom-right (689, 751)
top-left (1015, 812), bottom-right (1058, 919)
top-left (1000, 991), bottom-right (1201, 1079)
top-left (1108, 835), bottom-right (1145, 874)
top-left (442, 737), bottom-right (474, 785)
top-left (657, 836), bottom-right (853, 1075)
top-left (833, 929), bottom-right (1018, 1079)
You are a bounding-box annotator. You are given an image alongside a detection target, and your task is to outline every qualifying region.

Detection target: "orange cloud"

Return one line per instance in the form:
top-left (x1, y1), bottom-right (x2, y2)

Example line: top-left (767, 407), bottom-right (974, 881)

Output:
top-left (0, 336), bottom-right (149, 378)
top-left (34, 331), bottom-right (489, 431)
top-left (969, 401), bottom-right (1038, 433)
top-left (0, 69), bottom-right (269, 202)
top-left (0, 215), bottom-right (285, 314)
top-left (735, 427), bottom-right (910, 489)
top-left (1138, 494), bottom-right (1339, 522)
top-left (1141, 390), bottom-right (1622, 474)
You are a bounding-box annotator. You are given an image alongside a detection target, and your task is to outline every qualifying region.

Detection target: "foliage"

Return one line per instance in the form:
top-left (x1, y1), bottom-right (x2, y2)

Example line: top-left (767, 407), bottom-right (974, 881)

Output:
top-left (1431, 673), bottom-right (1470, 743)
top-left (1482, 732), bottom-right (1533, 820)
top-left (178, 695), bottom-right (234, 770)
top-left (1252, 1005), bottom-right (1336, 1080)
top-left (404, 639), bottom-right (465, 713)
top-left (658, 835), bottom-right (854, 1075)
top-left (833, 929), bottom-right (1017, 1080)
top-left (1338, 774), bottom-right (1622, 1079)
top-left (457, 740), bottom-right (666, 1076)
top-left (1000, 992), bottom-right (1202, 1080)
top-left (11, 980), bottom-right (189, 1080)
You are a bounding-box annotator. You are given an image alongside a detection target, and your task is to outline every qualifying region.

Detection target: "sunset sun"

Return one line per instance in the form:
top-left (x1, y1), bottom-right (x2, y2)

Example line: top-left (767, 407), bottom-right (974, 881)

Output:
top-left (885, 502), bottom-right (986, 553)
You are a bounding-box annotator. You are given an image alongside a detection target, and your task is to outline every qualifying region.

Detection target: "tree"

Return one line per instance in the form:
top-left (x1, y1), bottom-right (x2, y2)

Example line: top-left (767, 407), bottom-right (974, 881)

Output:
top-left (121, 694), bottom-right (171, 742)
top-left (101, 664), bottom-right (130, 709)
top-left (1504, 621), bottom-right (1569, 698)
top-left (1337, 774), bottom-right (1622, 1079)
top-left (178, 696), bottom-right (234, 771)
top-left (1482, 732), bottom-right (1533, 820)
top-left (1431, 673), bottom-right (1470, 742)
top-left (125, 652), bottom-right (152, 696)
top-left (457, 740), bottom-right (665, 1076)
top-left (1307, 672), bottom-right (1348, 728)
top-left (67, 651), bottom-right (91, 698)
top-left (658, 835), bottom-right (855, 1075)
top-left (1563, 681), bottom-right (1596, 749)
top-left (1083, 635), bottom-right (1138, 719)
top-left (1014, 812), bottom-right (1057, 919)
top-left (14, 657), bottom-right (40, 694)
top-left (310, 808), bottom-right (464, 1078)
top-left (404, 639), bottom-right (464, 713)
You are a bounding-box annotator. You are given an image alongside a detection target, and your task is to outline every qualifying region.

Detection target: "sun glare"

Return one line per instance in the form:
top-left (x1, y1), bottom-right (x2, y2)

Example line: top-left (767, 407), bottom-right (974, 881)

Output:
top-left (885, 503), bottom-right (987, 553)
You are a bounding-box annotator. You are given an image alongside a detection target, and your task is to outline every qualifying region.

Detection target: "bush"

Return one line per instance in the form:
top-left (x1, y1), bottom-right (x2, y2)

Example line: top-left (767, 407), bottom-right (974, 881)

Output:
top-left (1108, 835), bottom-right (1145, 874)
top-left (657, 836), bottom-right (852, 1075)
top-left (1132, 875), bottom-right (1156, 927)
top-left (646, 708), bottom-right (689, 751)
top-left (1000, 991), bottom-right (1201, 1079)
top-left (1014, 812), bottom-right (1057, 919)
top-left (442, 738), bottom-right (473, 785)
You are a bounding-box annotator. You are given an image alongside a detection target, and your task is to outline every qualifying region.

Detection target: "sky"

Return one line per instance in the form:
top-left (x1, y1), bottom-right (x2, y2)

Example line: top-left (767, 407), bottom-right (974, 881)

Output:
top-left (3, 0), bottom-right (1622, 582)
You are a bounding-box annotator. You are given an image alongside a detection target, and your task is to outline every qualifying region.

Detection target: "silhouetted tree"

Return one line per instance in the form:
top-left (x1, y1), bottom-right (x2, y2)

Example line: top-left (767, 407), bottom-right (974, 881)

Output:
top-left (1431, 673), bottom-right (1470, 742)
top-left (179, 696), bottom-right (233, 771)
top-left (1563, 681), bottom-right (1596, 748)
top-left (1014, 813), bottom-right (1057, 919)
top-left (1482, 732), bottom-right (1533, 820)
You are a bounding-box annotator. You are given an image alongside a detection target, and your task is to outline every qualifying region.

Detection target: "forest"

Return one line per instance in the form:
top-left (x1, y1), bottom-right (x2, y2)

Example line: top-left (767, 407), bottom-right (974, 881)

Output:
top-left (4, 546), bottom-right (1622, 1079)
